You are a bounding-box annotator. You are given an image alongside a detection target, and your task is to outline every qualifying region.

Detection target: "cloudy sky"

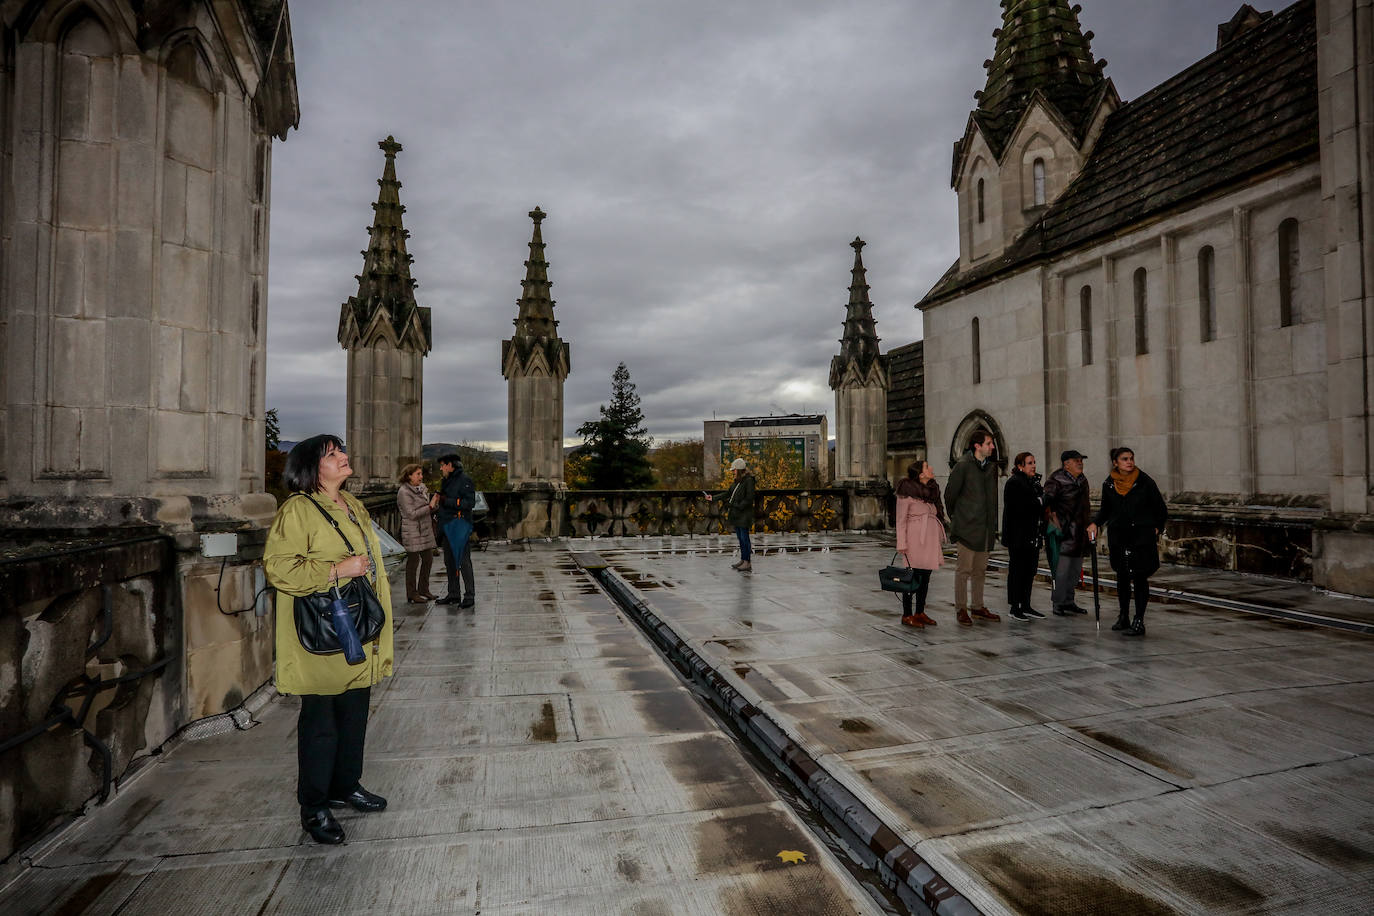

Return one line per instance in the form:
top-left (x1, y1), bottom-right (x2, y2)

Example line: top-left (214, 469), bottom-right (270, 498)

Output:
top-left (267, 0), bottom-right (1259, 448)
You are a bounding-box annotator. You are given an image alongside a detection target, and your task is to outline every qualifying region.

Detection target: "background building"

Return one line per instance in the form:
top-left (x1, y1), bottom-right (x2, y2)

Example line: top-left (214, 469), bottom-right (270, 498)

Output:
top-left (703, 414), bottom-right (829, 484)
top-left (885, 341), bottom-right (926, 480)
top-left (910, 0), bottom-right (1374, 595)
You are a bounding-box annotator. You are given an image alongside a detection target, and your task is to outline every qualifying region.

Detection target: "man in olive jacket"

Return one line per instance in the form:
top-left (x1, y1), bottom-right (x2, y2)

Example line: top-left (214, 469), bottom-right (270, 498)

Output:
top-left (944, 430), bottom-right (1001, 626)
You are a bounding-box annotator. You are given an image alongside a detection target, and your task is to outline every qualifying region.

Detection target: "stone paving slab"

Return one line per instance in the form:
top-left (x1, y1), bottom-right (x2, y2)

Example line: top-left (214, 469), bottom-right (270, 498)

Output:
top-left (0, 545), bottom-right (880, 916)
top-left (590, 534), bottom-right (1374, 915)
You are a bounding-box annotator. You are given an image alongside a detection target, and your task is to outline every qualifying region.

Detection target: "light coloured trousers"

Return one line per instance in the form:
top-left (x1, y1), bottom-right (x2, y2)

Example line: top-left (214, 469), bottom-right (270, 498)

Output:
top-left (954, 545), bottom-right (991, 611)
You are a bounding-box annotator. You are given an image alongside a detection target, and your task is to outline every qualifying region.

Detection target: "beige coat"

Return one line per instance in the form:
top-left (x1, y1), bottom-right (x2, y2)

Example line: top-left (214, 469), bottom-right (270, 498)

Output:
top-left (264, 491), bottom-right (395, 696)
top-left (396, 483), bottom-right (437, 552)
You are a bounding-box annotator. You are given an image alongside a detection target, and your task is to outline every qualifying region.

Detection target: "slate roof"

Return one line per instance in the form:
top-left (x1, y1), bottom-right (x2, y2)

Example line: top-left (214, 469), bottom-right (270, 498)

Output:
top-left (922, 0), bottom-right (1318, 308)
top-left (886, 341), bottom-right (925, 450)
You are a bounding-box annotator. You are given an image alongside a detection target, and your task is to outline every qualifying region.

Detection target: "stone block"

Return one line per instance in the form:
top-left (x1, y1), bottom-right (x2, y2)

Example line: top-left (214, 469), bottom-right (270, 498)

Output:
top-left (117, 143), bottom-right (156, 227)
top-left (116, 62), bottom-right (156, 142)
top-left (107, 318), bottom-right (149, 407)
top-left (1256, 425), bottom-right (1297, 477)
top-left (109, 408), bottom-right (150, 486)
top-left (1253, 329), bottom-right (1294, 379)
top-left (183, 564), bottom-right (256, 651)
top-left (1314, 529), bottom-right (1374, 598)
top-left (179, 330), bottom-right (209, 411)
top-left (84, 231), bottom-right (109, 318)
top-left (79, 407), bottom-right (109, 474)
top-left (158, 243), bottom-right (210, 329)
top-left (58, 54), bottom-right (90, 140)
top-left (44, 406), bottom-right (82, 474)
top-left (156, 410), bottom-right (207, 475)
top-left (185, 165), bottom-right (214, 250)
top-left (112, 228), bottom-right (154, 318)
top-left (57, 140), bottom-right (113, 228)
top-left (164, 81), bottom-right (214, 171)
top-left (51, 316), bottom-right (106, 407)
top-left (88, 58), bottom-right (114, 142)
top-left (160, 159), bottom-right (186, 244)
top-left (157, 325), bottom-right (182, 408)
top-left (52, 230), bottom-right (84, 318)
top-left (185, 638), bottom-right (266, 721)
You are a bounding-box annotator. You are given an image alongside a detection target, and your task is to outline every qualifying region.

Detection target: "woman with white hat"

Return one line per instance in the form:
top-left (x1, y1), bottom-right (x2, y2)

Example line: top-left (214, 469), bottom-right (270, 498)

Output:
top-left (709, 457), bottom-right (757, 572)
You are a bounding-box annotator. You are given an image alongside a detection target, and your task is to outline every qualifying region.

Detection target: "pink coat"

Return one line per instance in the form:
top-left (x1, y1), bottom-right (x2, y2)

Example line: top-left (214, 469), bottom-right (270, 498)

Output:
top-left (896, 496), bottom-right (946, 570)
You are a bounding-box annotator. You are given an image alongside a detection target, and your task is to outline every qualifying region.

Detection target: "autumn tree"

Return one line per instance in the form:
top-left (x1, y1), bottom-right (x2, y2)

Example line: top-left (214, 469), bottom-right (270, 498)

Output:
top-left (719, 438), bottom-right (804, 489)
top-left (456, 442), bottom-right (507, 491)
top-left (576, 362), bottom-right (655, 489)
top-left (650, 439), bottom-right (705, 490)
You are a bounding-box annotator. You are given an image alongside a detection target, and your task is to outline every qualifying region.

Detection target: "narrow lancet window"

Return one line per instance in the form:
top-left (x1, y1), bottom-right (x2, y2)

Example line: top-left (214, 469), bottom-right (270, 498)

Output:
top-left (972, 317), bottom-right (982, 384)
top-left (1134, 267), bottom-right (1149, 355)
top-left (977, 179), bottom-right (985, 224)
top-left (1198, 246), bottom-right (1216, 342)
top-left (1080, 285), bottom-right (1093, 365)
top-left (1278, 218), bottom-right (1300, 327)
top-left (1033, 158), bottom-right (1046, 206)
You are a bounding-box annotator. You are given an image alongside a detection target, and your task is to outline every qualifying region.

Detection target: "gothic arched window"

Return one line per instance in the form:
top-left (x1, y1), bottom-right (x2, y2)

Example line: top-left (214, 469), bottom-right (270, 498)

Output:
top-left (1033, 158), bottom-right (1046, 206)
top-left (1080, 285), bottom-right (1093, 365)
top-left (977, 178), bottom-right (985, 224)
top-left (1133, 267), bottom-right (1149, 355)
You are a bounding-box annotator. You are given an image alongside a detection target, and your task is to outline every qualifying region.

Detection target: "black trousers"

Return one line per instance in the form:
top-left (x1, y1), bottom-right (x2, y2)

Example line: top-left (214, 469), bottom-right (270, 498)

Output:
top-left (900, 569), bottom-right (932, 615)
top-left (1117, 571), bottom-right (1152, 622)
top-left (297, 686), bottom-right (371, 812)
top-left (440, 531), bottom-right (475, 598)
top-left (1006, 544), bottom-right (1039, 610)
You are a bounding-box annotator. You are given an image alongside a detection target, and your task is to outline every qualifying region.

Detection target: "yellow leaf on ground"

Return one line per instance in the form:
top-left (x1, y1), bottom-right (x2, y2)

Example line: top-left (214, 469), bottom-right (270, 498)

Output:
top-left (776, 849), bottom-right (807, 864)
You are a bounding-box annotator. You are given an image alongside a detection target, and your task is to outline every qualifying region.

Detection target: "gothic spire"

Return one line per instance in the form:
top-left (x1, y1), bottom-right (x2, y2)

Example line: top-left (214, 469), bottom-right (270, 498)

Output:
top-left (339, 135), bottom-right (430, 351)
top-left (829, 237), bottom-right (885, 388)
top-left (973, 0), bottom-right (1106, 157)
top-left (513, 206), bottom-right (558, 340)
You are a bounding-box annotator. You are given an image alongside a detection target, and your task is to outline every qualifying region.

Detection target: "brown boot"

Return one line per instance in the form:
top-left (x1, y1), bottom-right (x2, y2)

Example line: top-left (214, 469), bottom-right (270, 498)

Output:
top-left (915, 612), bottom-right (937, 627)
top-left (900, 615), bottom-right (924, 627)
top-left (970, 607), bottom-right (1001, 622)
top-left (957, 608), bottom-right (973, 627)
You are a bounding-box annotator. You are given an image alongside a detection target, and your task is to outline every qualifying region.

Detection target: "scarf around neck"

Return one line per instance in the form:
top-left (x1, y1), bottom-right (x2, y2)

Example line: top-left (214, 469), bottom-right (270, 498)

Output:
top-left (1109, 466), bottom-right (1140, 496)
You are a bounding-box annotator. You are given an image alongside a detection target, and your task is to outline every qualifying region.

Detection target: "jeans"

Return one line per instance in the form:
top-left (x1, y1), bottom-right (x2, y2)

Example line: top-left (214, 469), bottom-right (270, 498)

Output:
top-left (1052, 554), bottom-right (1084, 608)
top-left (734, 526), bottom-right (752, 562)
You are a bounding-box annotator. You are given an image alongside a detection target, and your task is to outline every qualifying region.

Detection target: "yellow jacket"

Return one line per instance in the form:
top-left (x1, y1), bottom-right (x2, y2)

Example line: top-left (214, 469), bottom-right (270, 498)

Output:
top-left (264, 491), bottom-right (395, 695)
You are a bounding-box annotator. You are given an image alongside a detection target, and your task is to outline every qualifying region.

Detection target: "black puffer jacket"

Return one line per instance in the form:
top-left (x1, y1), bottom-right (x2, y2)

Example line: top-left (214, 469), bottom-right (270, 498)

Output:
top-left (1044, 467), bottom-right (1091, 557)
top-left (1093, 471), bottom-right (1168, 577)
top-left (1001, 469), bottom-right (1044, 549)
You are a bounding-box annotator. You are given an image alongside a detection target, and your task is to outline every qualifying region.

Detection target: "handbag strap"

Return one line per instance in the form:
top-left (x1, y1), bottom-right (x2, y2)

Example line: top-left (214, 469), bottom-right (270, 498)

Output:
top-left (890, 551), bottom-right (909, 568)
top-left (295, 494), bottom-right (376, 584)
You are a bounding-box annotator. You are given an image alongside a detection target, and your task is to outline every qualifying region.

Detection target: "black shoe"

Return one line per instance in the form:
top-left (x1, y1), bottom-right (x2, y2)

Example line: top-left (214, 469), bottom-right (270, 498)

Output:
top-left (1122, 620), bottom-right (1146, 637)
top-left (1053, 605), bottom-right (1072, 616)
top-left (436, 595), bottom-right (460, 605)
top-left (1110, 617), bottom-right (1130, 631)
top-left (302, 808), bottom-right (345, 844)
top-left (1067, 604), bottom-right (1089, 615)
top-left (1024, 608), bottom-right (1046, 619)
top-left (458, 596), bottom-right (474, 608)
top-left (1009, 608), bottom-right (1032, 621)
top-left (328, 786), bottom-right (388, 813)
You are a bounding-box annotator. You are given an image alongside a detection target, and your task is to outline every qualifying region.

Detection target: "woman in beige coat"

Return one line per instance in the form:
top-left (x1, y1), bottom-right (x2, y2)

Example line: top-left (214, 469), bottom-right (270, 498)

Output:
top-left (264, 434), bottom-right (394, 845)
top-left (396, 463), bottom-right (437, 602)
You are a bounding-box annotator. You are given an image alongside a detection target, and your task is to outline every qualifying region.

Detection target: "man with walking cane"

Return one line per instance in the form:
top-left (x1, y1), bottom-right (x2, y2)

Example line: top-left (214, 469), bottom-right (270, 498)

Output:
top-left (1090, 528), bottom-right (1100, 629)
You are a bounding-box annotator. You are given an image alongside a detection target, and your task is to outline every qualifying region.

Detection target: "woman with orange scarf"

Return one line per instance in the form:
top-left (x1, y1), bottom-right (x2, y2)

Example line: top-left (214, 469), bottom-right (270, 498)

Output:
top-left (1088, 447), bottom-right (1168, 636)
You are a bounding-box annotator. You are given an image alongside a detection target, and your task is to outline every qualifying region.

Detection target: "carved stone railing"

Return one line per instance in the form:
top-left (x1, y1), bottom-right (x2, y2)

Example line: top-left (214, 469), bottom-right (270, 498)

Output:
top-left (0, 534), bottom-right (180, 860)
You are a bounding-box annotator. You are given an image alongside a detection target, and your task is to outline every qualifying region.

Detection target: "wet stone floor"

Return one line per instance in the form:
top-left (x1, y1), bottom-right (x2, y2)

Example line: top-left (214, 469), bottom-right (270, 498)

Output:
top-left (0, 543), bottom-right (881, 916)
top-left (588, 533), bottom-right (1374, 916)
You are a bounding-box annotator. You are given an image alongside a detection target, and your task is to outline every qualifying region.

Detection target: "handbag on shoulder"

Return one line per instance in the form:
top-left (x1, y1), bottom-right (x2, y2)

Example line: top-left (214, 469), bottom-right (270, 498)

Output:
top-left (292, 494), bottom-right (387, 659)
top-left (879, 551), bottom-right (922, 593)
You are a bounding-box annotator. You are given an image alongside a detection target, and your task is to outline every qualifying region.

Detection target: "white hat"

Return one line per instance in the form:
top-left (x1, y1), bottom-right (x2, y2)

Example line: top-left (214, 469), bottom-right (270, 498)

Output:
top-left (730, 458), bottom-right (747, 471)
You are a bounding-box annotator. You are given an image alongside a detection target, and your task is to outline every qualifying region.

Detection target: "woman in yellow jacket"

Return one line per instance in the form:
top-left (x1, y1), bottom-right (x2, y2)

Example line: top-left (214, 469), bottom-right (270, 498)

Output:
top-left (264, 434), bottom-right (394, 844)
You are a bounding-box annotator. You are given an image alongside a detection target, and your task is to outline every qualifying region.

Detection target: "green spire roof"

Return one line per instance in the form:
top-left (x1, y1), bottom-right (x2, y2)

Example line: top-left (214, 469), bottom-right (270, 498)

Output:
top-left (973, 0), bottom-right (1106, 157)
top-left (339, 136), bottom-right (431, 349)
top-left (829, 237), bottom-right (885, 387)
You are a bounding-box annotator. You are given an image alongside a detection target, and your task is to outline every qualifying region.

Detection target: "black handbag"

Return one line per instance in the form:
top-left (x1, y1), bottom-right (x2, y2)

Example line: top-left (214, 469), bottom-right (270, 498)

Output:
top-left (292, 495), bottom-right (387, 656)
top-left (879, 552), bottom-right (922, 593)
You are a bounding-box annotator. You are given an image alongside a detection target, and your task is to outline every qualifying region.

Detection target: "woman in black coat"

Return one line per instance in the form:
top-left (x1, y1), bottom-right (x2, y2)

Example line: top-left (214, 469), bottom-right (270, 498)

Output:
top-left (1088, 447), bottom-right (1169, 636)
top-left (1001, 452), bottom-right (1045, 620)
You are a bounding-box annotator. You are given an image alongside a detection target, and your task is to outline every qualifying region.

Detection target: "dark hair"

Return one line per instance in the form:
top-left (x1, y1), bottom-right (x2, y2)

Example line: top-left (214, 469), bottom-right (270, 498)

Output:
top-left (1110, 446), bottom-right (1135, 464)
top-left (1014, 451), bottom-right (1034, 469)
top-left (283, 434), bottom-right (345, 493)
top-left (906, 460), bottom-right (926, 479)
top-left (439, 453), bottom-right (462, 469)
top-left (398, 462), bottom-right (423, 483)
top-left (969, 429), bottom-right (993, 448)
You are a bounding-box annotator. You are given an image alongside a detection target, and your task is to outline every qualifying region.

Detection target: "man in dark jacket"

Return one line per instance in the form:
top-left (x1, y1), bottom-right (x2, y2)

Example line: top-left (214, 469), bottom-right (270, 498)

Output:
top-left (433, 454), bottom-right (476, 607)
top-left (944, 430), bottom-right (1000, 627)
top-left (1001, 452), bottom-right (1045, 621)
top-left (1043, 449), bottom-right (1090, 615)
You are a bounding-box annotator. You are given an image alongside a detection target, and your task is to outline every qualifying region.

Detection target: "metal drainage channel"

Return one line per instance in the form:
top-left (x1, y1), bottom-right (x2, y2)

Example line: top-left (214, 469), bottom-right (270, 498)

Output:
top-left (573, 552), bottom-right (981, 916)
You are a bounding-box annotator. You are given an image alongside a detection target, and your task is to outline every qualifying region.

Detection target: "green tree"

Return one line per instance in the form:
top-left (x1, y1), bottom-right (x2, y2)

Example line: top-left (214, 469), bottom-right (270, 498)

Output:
top-left (575, 362), bottom-right (655, 489)
top-left (457, 442), bottom-right (507, 491)
top-left (651, 439), bottom-right (704, 490)
top-left (265, 407), bottom-right (281, 451)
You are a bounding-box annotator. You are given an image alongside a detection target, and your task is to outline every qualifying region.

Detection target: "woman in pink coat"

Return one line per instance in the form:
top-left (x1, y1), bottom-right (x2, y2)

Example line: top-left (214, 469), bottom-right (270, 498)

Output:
top-left (895, 459), bottom-right (947, 627)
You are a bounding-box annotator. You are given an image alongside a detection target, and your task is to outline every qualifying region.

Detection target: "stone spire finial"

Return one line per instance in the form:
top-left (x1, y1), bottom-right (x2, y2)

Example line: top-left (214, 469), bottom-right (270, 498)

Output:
top-left (513, 205), bottom-right (558, 341)
top-left (830, 236), bottom-right (883, 387)
top-left (338, 135), bottom-right (430, 352)
top-left (974, 0), bottom-right (1105, 156)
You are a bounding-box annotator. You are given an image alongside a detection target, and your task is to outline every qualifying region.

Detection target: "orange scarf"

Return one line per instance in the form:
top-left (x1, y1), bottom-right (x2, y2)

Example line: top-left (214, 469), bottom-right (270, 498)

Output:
top-left (1110, 467), bottom-right (1139, 496)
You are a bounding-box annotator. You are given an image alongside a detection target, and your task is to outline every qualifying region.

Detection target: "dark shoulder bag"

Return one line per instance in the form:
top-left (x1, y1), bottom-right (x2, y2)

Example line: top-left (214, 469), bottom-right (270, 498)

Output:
top-left (292, 494), bottom-right (387, 655)
top-left (879, 551), bottom-right (921, 593)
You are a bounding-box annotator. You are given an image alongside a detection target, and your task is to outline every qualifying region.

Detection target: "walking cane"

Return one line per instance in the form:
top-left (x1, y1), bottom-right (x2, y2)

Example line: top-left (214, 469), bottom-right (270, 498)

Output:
top-left (1089, 531), bottom-right (1100, 630)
